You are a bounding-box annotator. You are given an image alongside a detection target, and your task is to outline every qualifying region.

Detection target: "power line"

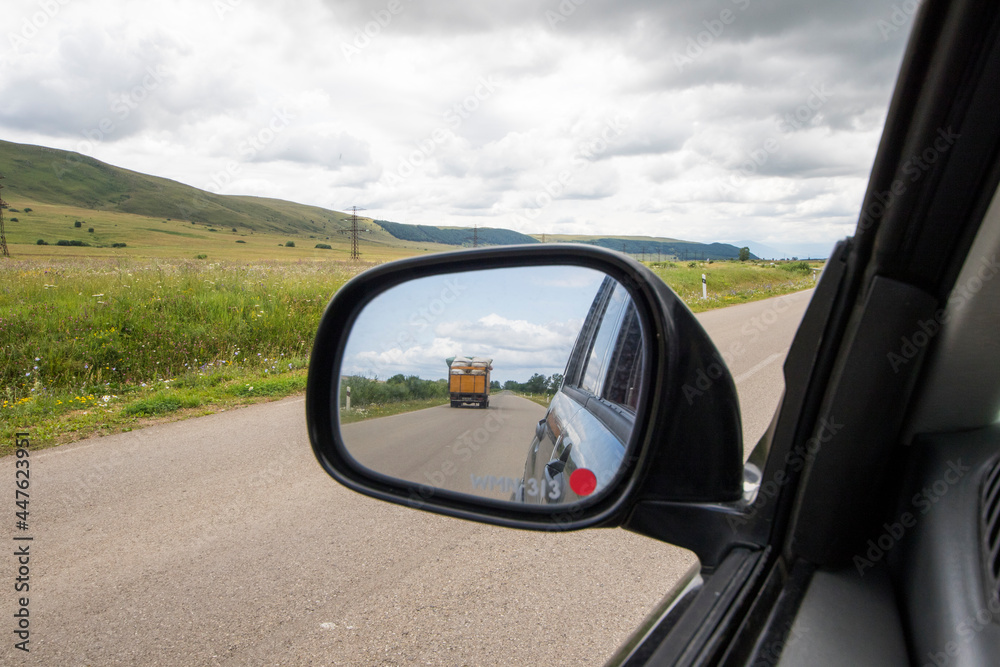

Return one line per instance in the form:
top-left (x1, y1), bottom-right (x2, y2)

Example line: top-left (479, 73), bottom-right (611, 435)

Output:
top-left (0, 174), bottom-right (9, 258)
top-left (339, 206), bottom-right (366, 260)
top-left (463, 224), bottom-right (479, 248)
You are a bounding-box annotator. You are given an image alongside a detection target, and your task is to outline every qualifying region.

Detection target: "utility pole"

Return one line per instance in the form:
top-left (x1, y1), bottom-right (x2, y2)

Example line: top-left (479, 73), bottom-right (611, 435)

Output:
top-left (0, 174), bottom-right (9, 258)
top-left (339, 206), bottom-right (365, 260)
top-left (463, 224), bottom-right (480, 248)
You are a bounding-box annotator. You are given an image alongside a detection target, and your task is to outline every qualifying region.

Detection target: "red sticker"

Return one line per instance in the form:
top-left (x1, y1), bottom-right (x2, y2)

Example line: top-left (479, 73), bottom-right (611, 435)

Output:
top-left (569, 468), bottom-right (597, 496)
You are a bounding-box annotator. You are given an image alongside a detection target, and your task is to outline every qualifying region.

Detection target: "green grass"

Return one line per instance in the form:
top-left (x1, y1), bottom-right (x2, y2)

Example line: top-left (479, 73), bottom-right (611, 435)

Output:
top-left (339, 397), bottom-right (451, 424)
top-left (226, 375), bottom-right (308, 397)
top-left (123, 391), bottom-right (204, 417)
top-left (0, 256), bottom-right (357, 453)
top-left (515, 392), bottom-right (553, 408)
top-left (646, 259), bottom-right (820, 312)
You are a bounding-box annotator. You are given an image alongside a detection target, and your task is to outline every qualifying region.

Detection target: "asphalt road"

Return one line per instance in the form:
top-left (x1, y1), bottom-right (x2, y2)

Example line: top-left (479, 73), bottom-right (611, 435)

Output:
top-left (0, 289), bottom-right (811, 666)
top-left (343, 393), bottom-right (545, 501)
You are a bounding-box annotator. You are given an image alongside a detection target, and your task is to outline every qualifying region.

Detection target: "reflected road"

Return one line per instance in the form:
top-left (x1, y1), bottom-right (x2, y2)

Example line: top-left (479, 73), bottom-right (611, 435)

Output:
top-left (343, 393), bottom-right (546, 500)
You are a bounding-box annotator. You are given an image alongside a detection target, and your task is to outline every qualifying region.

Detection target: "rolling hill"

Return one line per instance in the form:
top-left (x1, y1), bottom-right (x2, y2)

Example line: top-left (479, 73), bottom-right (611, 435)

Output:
top-left (534, 234), bottom-right (755, 261)
top-left (0, 140), bottom-right (753, 260)
top-left (0, 139), bottom-right (357, 236)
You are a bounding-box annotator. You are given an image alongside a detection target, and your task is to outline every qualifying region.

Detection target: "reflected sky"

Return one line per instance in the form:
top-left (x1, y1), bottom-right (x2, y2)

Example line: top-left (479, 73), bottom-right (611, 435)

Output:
top-left (342, 266), bottom-right (607, 383)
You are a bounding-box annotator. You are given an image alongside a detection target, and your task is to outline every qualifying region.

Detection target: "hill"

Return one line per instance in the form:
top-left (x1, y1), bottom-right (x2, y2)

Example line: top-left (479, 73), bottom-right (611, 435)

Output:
top-left (535, 234), bottom-right (754, 261)
top-left (0, 139), bottom-right (359, 236)
top-left (374, 220), bottom-right (538, 246)
top-left (0, 139), bottom-right (755, 260)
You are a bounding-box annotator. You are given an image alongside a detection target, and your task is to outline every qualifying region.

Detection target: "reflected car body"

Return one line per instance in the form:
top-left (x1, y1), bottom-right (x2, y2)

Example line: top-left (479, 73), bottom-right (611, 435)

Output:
top-left (519, 276), bottom-right (643, 504)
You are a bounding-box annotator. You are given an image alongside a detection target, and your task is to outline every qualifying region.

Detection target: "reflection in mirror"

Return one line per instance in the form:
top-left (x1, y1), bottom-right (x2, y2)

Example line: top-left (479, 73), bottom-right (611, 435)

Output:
top-left (338, 266), bottom-right (644, 507)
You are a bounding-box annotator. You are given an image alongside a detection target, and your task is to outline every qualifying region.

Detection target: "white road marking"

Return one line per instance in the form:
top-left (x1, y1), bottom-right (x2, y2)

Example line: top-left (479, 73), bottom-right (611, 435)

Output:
top-left (732, 352), bottom-right (785, 385)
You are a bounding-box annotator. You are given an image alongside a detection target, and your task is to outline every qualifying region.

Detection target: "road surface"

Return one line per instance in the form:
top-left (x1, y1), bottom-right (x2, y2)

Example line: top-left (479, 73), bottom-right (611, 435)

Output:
top-left (343, 393), bottom-right (544, 501)
top-left (0, 290), bottom-right (811, 665)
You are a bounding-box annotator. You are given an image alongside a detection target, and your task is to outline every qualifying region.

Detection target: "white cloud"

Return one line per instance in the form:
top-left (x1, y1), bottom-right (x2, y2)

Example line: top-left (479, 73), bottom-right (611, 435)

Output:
top-left (0, 0), bottom-right (917, 255)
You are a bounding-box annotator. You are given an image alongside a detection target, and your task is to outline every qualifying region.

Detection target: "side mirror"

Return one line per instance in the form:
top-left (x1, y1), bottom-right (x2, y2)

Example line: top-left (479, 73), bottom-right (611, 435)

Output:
top-left (306, 245), bottom-right (743, 533)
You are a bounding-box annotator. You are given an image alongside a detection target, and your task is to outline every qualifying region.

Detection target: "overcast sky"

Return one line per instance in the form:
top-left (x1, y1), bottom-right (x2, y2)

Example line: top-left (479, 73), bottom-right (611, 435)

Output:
top-left (0, 0), bottom-right (918, 256)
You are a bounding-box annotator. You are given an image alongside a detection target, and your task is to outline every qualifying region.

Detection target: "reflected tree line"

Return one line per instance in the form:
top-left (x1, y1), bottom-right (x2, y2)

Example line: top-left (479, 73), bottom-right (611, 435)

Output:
top-left (340, 372), bottom-right (565, 408)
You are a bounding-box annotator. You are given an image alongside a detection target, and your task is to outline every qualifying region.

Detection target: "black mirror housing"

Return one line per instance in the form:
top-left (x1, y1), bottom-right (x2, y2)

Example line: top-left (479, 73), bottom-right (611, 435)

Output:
top-left (305, 244), bottom-right (743, 532)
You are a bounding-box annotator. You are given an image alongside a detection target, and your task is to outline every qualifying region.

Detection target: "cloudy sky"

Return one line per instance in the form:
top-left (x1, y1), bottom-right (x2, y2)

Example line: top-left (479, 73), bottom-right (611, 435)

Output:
top-left (343, 266), bottom-right (606, 382)
top-left (0, 0), bottom-right (918, 256)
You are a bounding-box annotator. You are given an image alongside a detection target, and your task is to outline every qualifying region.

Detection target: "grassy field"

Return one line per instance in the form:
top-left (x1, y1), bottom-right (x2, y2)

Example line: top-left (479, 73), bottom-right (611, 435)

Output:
top-left (648, 259), bottom-right (821, 312)
top-left (1, 249), bottom-right (823, 452)
top-left (340, 398), bottom-right (451, 424)
top-left (1, 197), bottom-right (455, 263)
top-left (0, 256), bottom-right (366, 454)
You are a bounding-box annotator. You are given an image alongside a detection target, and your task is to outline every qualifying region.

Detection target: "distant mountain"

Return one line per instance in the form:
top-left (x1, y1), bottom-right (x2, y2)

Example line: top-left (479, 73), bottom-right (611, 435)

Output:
top-left (737, 240), bottom-right (838, 260)
top-left (372, 224), bottom-right (749, 258)
top-left (374, 220), bottom-right (539, 247)
top-left (0, 139), bottom-right (358, 236)
top-left (565, 237), bottom-right (754, 261)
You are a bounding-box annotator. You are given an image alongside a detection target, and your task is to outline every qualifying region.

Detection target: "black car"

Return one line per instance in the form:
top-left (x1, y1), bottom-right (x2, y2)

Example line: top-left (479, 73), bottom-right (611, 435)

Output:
top-left (306, 1), bottom-right (1000, 663)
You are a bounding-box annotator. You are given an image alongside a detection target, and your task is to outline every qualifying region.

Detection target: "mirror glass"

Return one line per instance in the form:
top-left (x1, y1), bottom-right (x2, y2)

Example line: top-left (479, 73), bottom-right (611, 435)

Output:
top-left (338, 265), bottom-right (645, 507)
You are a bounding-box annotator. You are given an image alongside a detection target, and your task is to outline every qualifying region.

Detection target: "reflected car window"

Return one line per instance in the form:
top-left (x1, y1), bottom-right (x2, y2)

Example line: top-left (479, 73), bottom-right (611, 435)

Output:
top-left (602, 302), bottom-right (643, 411)
top-left (580, 283), bottom-right (630, 396)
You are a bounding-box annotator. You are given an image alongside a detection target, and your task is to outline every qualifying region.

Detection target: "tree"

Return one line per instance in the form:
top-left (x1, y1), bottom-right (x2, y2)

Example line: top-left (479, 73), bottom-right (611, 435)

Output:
top-left (739, 246), bottom-right (751, 261)
top-left (548, 373), bottom-right (564, 392)
top-left (524, 373), bottom-right (548, 394)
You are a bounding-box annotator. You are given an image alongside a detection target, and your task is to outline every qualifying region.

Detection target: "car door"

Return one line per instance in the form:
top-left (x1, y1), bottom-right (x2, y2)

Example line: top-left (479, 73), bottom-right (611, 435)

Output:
top-left (522, 278), bottom-right (641, 505)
